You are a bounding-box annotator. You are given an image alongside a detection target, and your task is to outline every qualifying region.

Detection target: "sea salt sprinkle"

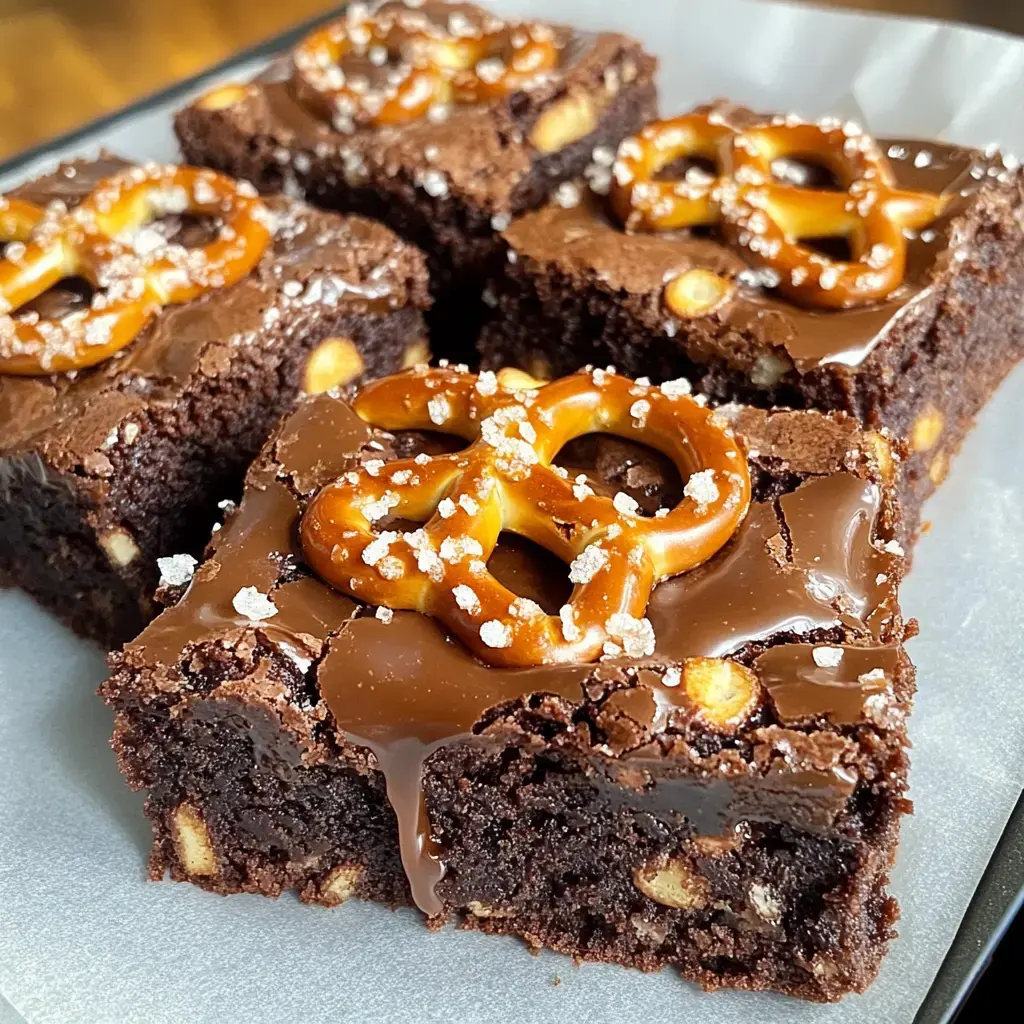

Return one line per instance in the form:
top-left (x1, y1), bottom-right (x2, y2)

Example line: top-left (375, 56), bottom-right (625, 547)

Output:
top-left (156, 553), bottom-right (197, 587)
top-left (232, 586), bottom-right (278, 621)
top-left (812, 646), bottom-right (844, 668)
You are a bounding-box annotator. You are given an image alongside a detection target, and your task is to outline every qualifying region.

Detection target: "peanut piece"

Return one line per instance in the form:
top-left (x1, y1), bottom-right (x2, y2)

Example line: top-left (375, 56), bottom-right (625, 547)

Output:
top-left (749, 350), bottom-right (793, 387)
top-left (910, 404), bottom-right (943, 453)
top-left (100, 528), bottom-right (140, 568)
top-left (467, 900), bottom-right (515, 918)
top-left (196, 83), bottom-right (254, 111)
top-left (303, 337), bottom-right (364, 394)
top-left (529, 92), bottom-right (597, 154)
top-left (691, 833), bottom-right (742, 857)
top-left (633, 857), bottom-right (709, 910)
top-left (172, 804), bottom-right (218, 877)
top-left (683, 657), bottom-right (759, 731)
top-left (929, 450), bottom-right (949, 486)
top-left (496, 367), bottom-right (548, 391)
top-left (664, 269), bottom-right (734, 319)
top-left (400, 339), bottom-right (431, 368)
top-left (862, 431), bottom-right (895, 484)
top-left (321, 864), bottom-right (362, 906)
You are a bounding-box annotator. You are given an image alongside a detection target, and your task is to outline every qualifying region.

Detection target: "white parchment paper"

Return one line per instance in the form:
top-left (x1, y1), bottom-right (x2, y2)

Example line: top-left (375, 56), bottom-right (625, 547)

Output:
top-left (2, 1), bottom-right (1023, 1021)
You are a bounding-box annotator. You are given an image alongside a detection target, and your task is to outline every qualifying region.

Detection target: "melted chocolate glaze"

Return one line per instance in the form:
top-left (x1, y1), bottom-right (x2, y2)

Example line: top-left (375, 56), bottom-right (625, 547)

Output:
top-left (182, 4), bottom-right (654, 217)
top-left (122, 386), bottom-right (907, 916)
top-left (0, 156), bottom-right (431, 470)
top-left (502, 111), bottom-right (1011, 371)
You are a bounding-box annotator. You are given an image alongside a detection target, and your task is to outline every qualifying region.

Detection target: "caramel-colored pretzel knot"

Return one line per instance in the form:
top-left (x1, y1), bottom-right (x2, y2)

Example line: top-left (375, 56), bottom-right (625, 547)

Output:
top-left (0, 165), bottom-right (272, 375)
top-left (301, 368), bottom-right (751, 668)
top-left (610, 111), bottom-right (946, 309)
top-left (291, 8), bottom-right (559, 128)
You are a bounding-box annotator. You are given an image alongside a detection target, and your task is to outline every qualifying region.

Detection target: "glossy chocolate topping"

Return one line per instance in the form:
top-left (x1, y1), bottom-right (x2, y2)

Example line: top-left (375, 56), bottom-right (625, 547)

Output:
top-left (502, 121), bottom-right (1013, 371)
top-left (755, 642), bottom-right (899, 726)
top-left (191, 2), bottom-right (651, 213)
top-left (129, 384), bottom-right (905, 915)
top-left (0, 156), bottom-right (429, 474)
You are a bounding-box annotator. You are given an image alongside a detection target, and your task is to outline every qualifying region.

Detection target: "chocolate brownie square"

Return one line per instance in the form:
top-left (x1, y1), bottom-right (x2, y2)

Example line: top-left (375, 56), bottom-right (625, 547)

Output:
top-left (174, 0), bottom-right (657, 353)
top-left (104, 364), bottom-right (913, 1001)
top-left (0, 155), bottom-right (430, 648)
top-left (479, 103), bottom-right (1024, 531)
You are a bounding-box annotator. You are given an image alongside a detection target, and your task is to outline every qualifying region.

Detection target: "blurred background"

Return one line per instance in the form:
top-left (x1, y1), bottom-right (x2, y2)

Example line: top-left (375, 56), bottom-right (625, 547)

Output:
top-left (0, 0), bottom-right (1022, 160)
top-left (0, 0), bottom-right (1019, 1018)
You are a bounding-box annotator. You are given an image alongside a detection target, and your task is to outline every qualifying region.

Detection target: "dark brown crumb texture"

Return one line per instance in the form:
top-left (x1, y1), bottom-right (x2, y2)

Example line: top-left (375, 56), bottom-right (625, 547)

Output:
top-left (0, 156), bottom-right (430, 647)
top-left (104, 380), bottom-right (914, 1002)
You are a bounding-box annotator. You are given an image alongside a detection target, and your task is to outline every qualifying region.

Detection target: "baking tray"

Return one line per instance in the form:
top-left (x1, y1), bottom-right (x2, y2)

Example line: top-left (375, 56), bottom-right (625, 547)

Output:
top-left (0, 2), bottom-right (1022, 1022)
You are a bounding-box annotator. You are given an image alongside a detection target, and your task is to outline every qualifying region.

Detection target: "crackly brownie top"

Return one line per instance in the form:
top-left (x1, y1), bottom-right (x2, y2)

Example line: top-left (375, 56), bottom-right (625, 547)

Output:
top-left (0, 154), bottom-right (429, 470)
top-left (503, 101), bottom-right (1023, 372)
top-left (183, 0), bottom-right (655, 212)
top-left (116, 366), bottom-right (908, 916)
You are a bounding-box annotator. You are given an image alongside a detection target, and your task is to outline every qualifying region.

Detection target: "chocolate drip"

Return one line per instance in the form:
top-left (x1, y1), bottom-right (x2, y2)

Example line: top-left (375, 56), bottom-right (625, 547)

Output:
top-left (319, 614), bottom-right (590, 914)
top-left (600, 761), bottom-right (857, 835)
top-left (130, 391), bottom-right (903, 917)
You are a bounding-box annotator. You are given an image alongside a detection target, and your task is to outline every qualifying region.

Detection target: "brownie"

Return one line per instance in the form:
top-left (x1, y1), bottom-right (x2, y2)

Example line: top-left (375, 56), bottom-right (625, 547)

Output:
top-left (173, 0), bottom-right (657, 355)
top-left (478, 103), bottom-right (1024, 533)
top-left (0, 155), bottom-right (430, 648)
top-left (104, 365), bottom-right (913, 1001)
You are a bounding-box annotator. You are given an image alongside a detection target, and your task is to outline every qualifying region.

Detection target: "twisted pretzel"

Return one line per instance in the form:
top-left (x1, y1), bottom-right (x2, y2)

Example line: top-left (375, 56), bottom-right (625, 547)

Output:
top-left (291, 5), bottom-right (560, 129)
top-left (610, 111), bottom-right (946, 309)
top-left (0, 165), bottom-right (272, 375)
top-left (301, 367), bottom-right (750, 668)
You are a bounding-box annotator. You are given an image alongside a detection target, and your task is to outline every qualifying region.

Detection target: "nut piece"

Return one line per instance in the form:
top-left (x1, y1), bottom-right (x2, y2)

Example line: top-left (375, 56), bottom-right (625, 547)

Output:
top-left (664, 269), bottom-right (735, 319)
top-left (862, 430), bottom-right (895, 483)
top-left (171, 804), bottom-right (218, 877)
top-left (529, 92), bottom-right (598, 153)
top-left (749, 349), bottom-right (793, 387)
top-left (910, 404), bottom-right (943, 452)
top-left (496, 367), bottom-right (548, 391)
top-left (683, 657), bottom-right (760, 731)
top-left (196, 83), bottom-right (255, 111)
top-left (633, 856), bottom-right (709, 910)
top-left (320, 864), bottom-right (362, 906)
top-left (691, 833), bottom-right (743, 857)
top-left (466, 900), bottom-right (515, 918)
top-left (100, 528), bottom-right (140, 568)
top-left (400, 338), bottom-right (431, 368)
top-left (303, 337), bottom-right (364, 394)
top-left (929, 450), bottom-right (949, 486)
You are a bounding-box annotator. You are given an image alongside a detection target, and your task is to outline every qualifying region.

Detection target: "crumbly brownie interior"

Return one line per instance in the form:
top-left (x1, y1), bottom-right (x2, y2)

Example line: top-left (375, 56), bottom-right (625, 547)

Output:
top-left (0, 158), bottom-right (430, 647)
top-left (104, 379), bottom-right (912, 1002)
top-left (0, 307), bottom-right (423, 647)
top-left (479, 134), bottom-right (1024, 531)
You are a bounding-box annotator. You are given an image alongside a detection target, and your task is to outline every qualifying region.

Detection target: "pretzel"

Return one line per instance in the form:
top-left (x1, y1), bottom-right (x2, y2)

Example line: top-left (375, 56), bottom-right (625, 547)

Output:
top-left (291, 5), bottom-right (560, 129)
top-left (609, 111), bottom-right (946, 309)
top-left (301, 367), bottom-right (750, 668)
top-left (0, 165), bottom-right (272, 375)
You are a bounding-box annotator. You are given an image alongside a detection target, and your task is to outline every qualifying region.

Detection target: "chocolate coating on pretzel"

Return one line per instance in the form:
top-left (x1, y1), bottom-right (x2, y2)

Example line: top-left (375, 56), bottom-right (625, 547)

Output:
top-left (0, 164), bottom-right (271, 374)
top-left (610, 108), bottom-right (945, 309)
top-left (301, 367), bottom-right (750, 666)
top-left (290, 1), bottom-right (562, 130)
